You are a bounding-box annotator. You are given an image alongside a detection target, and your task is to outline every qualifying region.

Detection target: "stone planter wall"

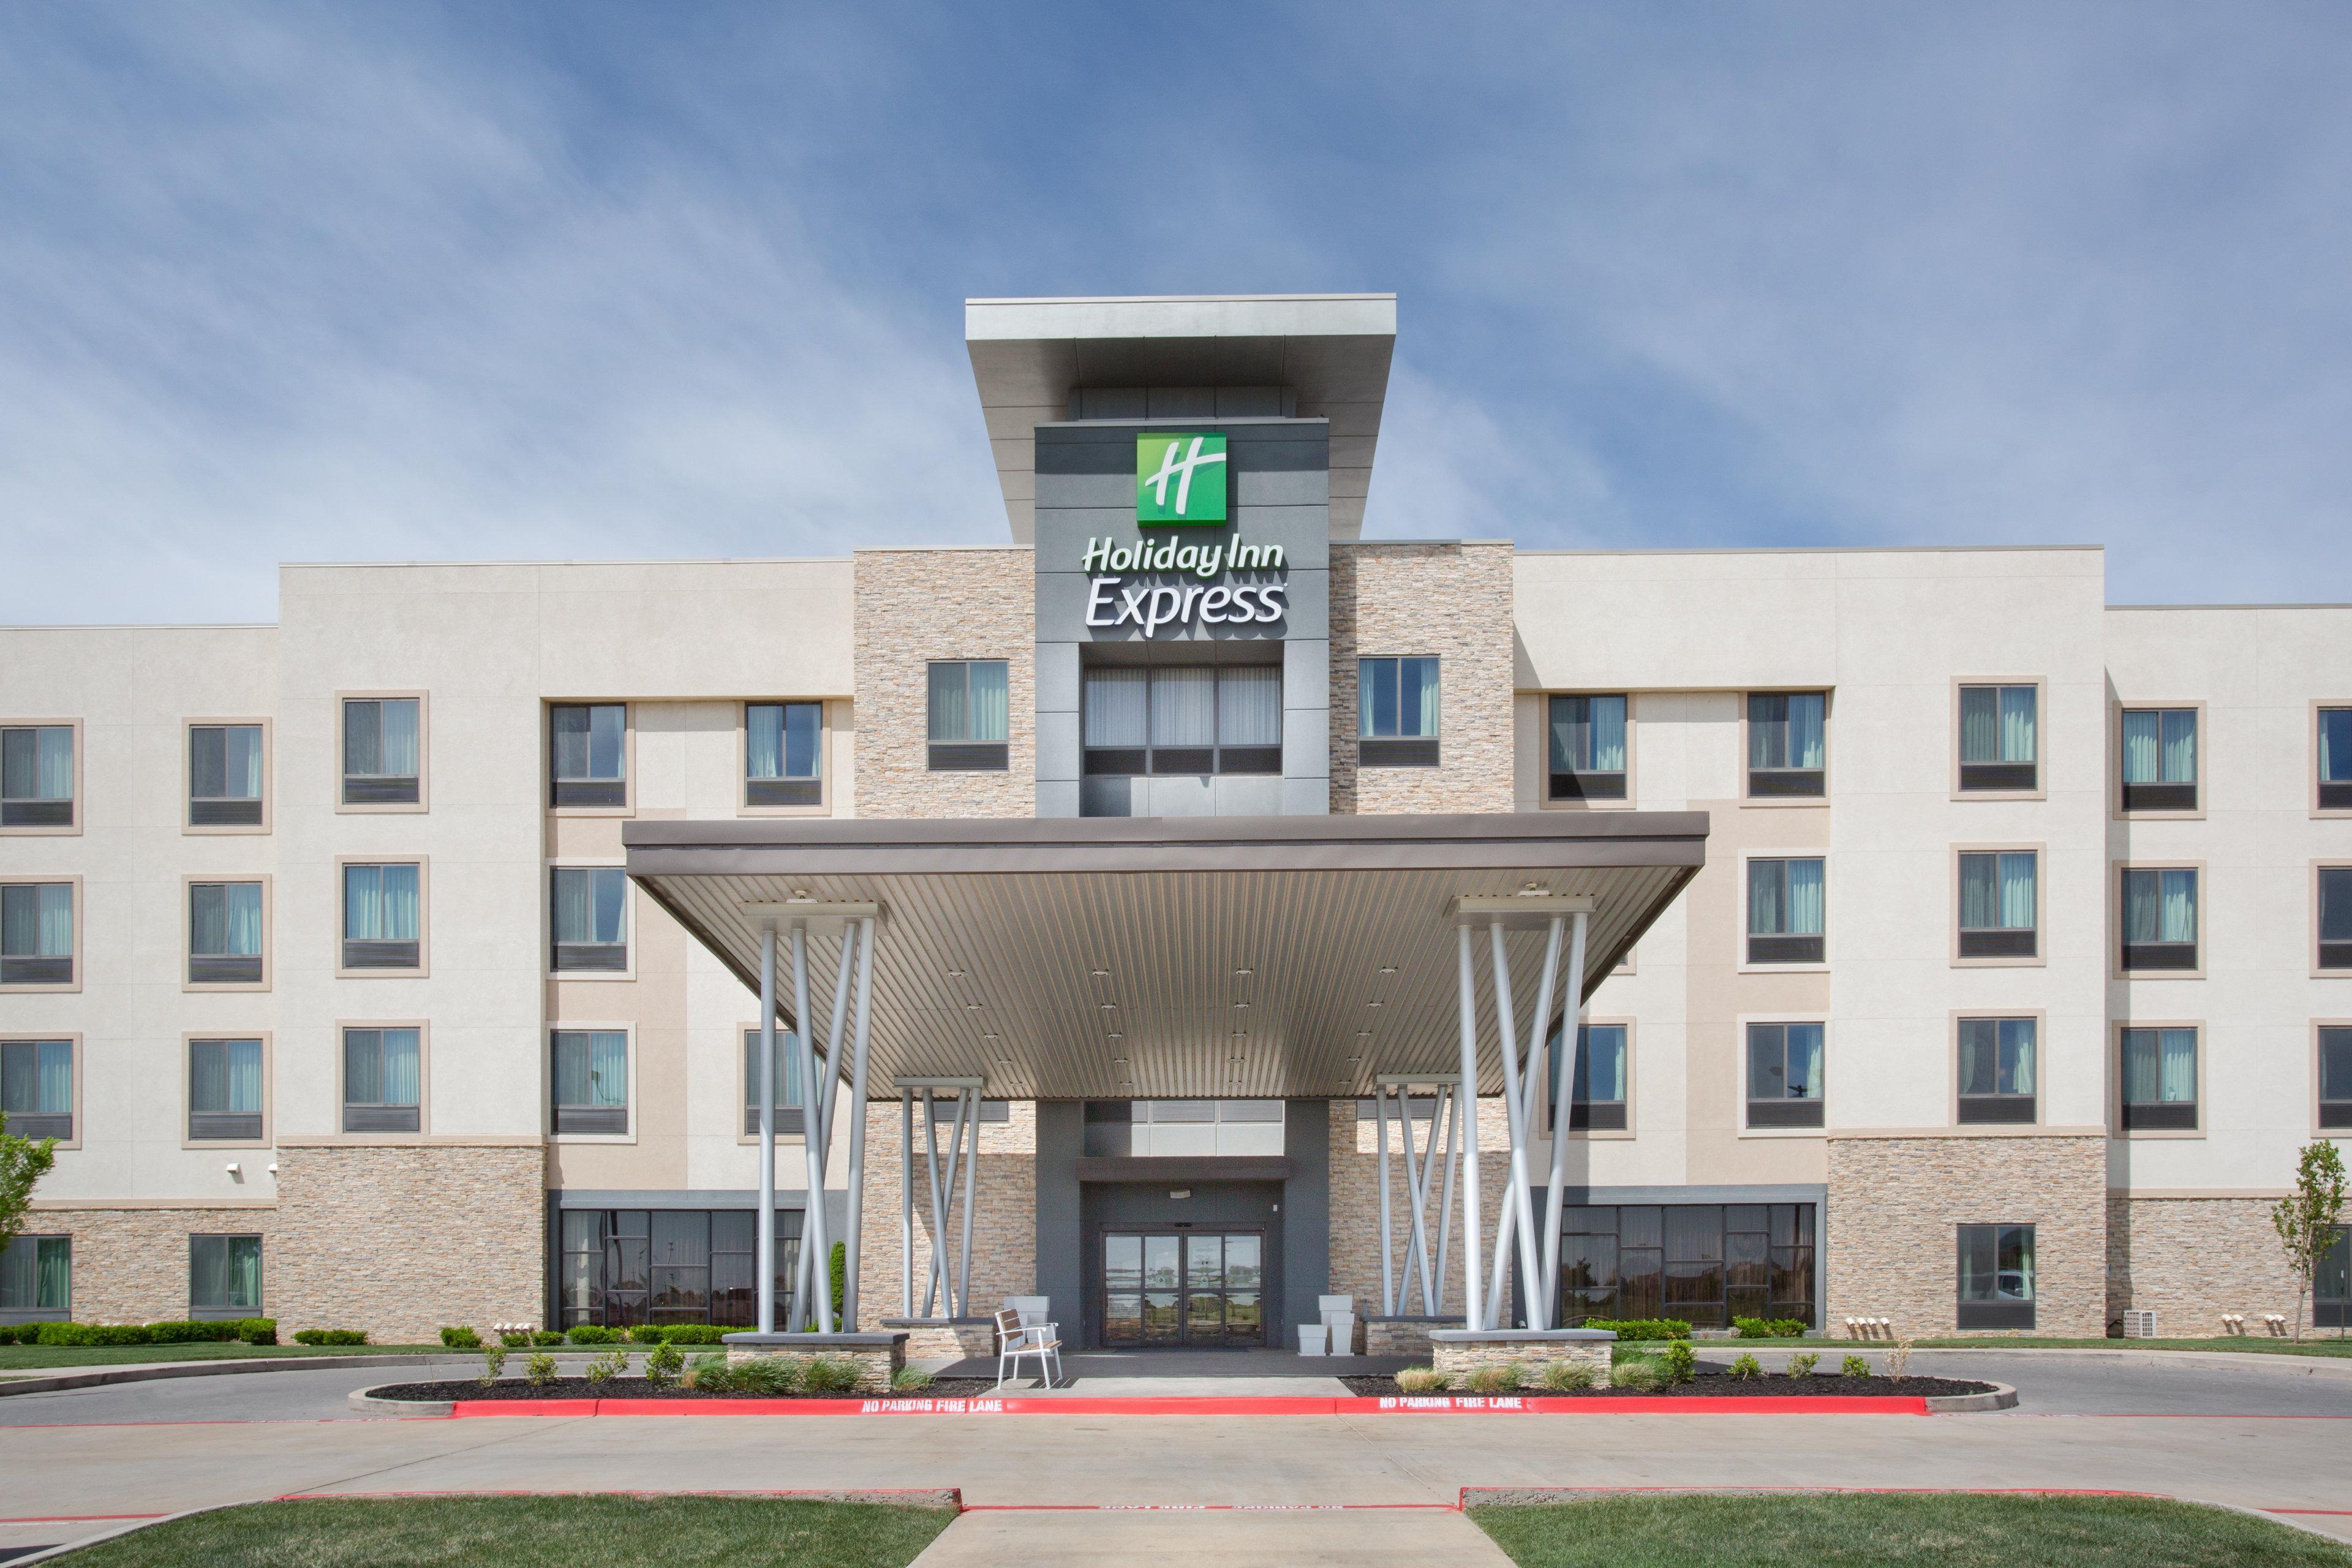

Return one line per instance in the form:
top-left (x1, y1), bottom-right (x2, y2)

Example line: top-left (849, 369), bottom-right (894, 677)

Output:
top-left (1365, 1317), bottom-right (1461, 1359)
top-left (882, 1317), bottom-right (1000, 1360)
top-left (1430, 1329), bottom-right (1614, 1387)
top-left (723, 1332), bottom-right (907, 1393)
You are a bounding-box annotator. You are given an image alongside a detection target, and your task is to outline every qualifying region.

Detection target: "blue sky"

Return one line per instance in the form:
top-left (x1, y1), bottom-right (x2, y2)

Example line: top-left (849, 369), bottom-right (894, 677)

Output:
top-left (2, 2), bottom-right (2347, 623)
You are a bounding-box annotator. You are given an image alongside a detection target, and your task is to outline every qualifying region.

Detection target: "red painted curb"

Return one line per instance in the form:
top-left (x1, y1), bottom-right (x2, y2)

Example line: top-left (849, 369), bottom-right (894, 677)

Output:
top-left (443, 1392), bottom-right (1932, 1418)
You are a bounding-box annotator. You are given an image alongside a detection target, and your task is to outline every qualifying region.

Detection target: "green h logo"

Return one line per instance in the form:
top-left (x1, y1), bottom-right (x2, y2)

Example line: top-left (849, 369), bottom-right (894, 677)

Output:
top-left (1136, 433), bottom-right (1228, 524)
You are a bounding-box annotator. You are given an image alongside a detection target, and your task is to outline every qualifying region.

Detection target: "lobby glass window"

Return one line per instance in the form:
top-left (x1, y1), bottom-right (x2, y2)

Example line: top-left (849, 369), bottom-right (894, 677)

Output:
top-left (342, 1027), bottom-right (421, 1133)
top-left (551, 867), bottom-right (627, 972)
top-left (2122, 867), bottom-right (2199, 971)
top-left (341, 863), bottom-right (420, 970)
top-left (1746, 1022), bottom-right (1825, 1128)
top-left (549, 704), bottom-right (626, 808)
top-left (342, 698), bottom-right (420, 805)
top-left (189, 724), bottom-right (264, 827)
top-left (2120, 707), bottom-right (2197, 812)
top-left (0, 1235), bottom-right (69, 1321)
top-left (0, 1039), bottom-right (74, 1141)
top-left (189, 881), bottom-right (264, 984)
top-left (0, 883), bottom-right (74, 986)
top-left (2322, 1027), bottom-right (2352, 1131)
top-left (2320, 1226), bottom-right (2351, 1330)
top-left (0, 1241), bottom-right (67, 1325)
top-left (2320, 869), bottom-right (2352, 971)
top-left (1560, 1203), bottom-right (1815, 1330)
top-left (1747, 693), bottom-right (1826, 798)
top-left (2321, 708), bottom-right (2352, 810)
top-left (552, 1030), bottom-right (628, 1135)
top-left (1087, 1099), bottom-right (1281, 1157)
top-left (2120, 1027), bottom-right (2198, 1131)
top-left (927, 661), bottom-right (1009, 771)
top-left (1959, 684), bottom-right (2037, 792)
top-left (1548, 1023), bottom-right (1628, 1131)
top-left (745, 701), bottom-right (823, 806)
top-left (187, 1038), bottom-right (263, 1142)
top-left (1548, 695), bottom-right (1627, 801)
top-left (189, 1235), bottom-right (262, 1319)
top-left (1083, 666), bottom-right (1281, 777)
top-left (1358, 657), bottom-right (1439, 767)
top-left (1956, 1223), bottom-right (2034, 1329)
top-left (1958, 851), bottom-right (2038, 959)
top-left (0, 725), bottom-right (73, 829)
top-left (1958, 1018), bottom-right (2037, 1125)
top-left (741, 1028), bottom-right (806, 1135)
top-left (560, 1208), bottom-right (802, 1329)
top-left (1747, 858), bottom-right (1825, 963)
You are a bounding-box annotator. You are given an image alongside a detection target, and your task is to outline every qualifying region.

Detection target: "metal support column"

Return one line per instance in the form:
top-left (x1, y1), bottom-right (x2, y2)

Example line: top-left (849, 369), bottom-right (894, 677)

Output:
top-left (1374, 1087), bottom-right (1395, 1316)
top-left (1538, 910), bottom-right (1591, 1328)
top-left (755, 921), bottom-right (778, 1335)
top-left (899, 1088), bottom-right (914, 1318)
top-left (1453, 922), bottom-right (1484, 1333)
top-left (839, 915), bottom-right (878, 1330)
top-left (901, 1076), bottom-right (986, 1320)
top-left (1376, 1074), bottom-right (1461, 1319)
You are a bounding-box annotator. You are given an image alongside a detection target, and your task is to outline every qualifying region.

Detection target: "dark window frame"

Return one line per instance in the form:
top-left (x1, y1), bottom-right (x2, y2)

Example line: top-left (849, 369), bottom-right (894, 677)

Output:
top-left (1745, 1020), bottom-right (1826, 1129)
top-left (0, 723), bottom-right (76, 830)
top-left (0, 880), bottom-right (75, 987)
top-left (741, 1028), bottom-right (808, 1137)
top-left (188, 722), bottom-right (266, 828)
top-left (1082, 665), bottom-right (1283, 778)
top-left (2320, 706), bottom-right (2352, 812)
top-left (1957, 849), bottom-right (2040, 960)
top-left (340, 696), bottom-right (423, 807)
top-left (1746, 691), bottom-right (1827, 799)
top-left (186, 1036), bottom-right (265, 1144)
top-left (341, 1025), bottom-right (423, 1134)
top-left (550, 865), bottom-right (629, 973)
top-left (188, 1233), bottom-right (263, 1321)
top-left (0, 1038), bottom-right (74, 1142)
top-left (549, 703), bottom-right (628, 809)
top-left (1957, 682), bottom-right (2040, 794)
top-left (187, 879), bottom-right (266, 986)
top-left (2120, 865), bottom-right (2201, 973)
top-left (745, 701), bottom-right (826, 807)
top-left (2119, 1025), bottom-right (2200, 1132)
top-left (0, 1233), bottom-right (70, 1322)
top-left (2117, 705), bottom-right (2199, 814)
top-left (558, 1206), bottom-right (805, 1330)
top-left (1357, 657), bottom-right (1441, 769)
top-left (339, 861), bottom-right (422, 973)
top-left (551, 1029), bottom-right (630, 1136)
top-left (1547, 1022), bottom-right (1630, 1132)
top-left (927, 660), bottom-right (1011, 772)
top-left (1558, 1202), bottom-right (1817, 1330)
top-left (1955, 1223), bottom-right (2035, 1329)
top-left (2321, 1026), bottom-right (2352, 1132)
top-left (2318, 867), bottom-right (2352, 972)
top-left (1746, 856), bottom-right (1826, 965)
top-left (1547, 693), bottom-right (1628, 801)
top-left (1956, 1016), bottom-right (2038, 1126)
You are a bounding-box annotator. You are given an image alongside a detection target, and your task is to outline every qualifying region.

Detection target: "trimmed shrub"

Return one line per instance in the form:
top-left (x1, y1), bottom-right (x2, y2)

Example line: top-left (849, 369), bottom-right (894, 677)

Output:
top-left (582, 1349), bottom-right (629, 1387)
top-left (1787, 1352), bottom-right (1820, 1378)
top-left (1660, 1341), bottom-right (1696, 1385)
top-left (1581, 1318), bottom-right (1691, 1341)
top-left (440, 1326), bottom-right (482, 1349)
top-left (236, 1318), bottom-right (277, 1346)
top-left (292, 1329), bottom-right (369, 1347)
top-left (39, 1324), bottom-right (153, 1346)
top-left (801, 1355), bottom-right (860, 1395)
top-left (891, 1365), bottom-right (935, 1392)
top-left (478, 1344), bottom-right (509, 1387)
top-left (693, 1356), bottom-right (796, 1395)
top-left (1464, 1362), bottom-right (1524, 1394)
top-left (566, 1324), bottom-right (620, 1345)
top-left (643, 1341), bottom-right (685, 1389)
top-left (1611, 1358), bottom-right (1665, 1392)
top-left (0, 1322), bottom-right (59, 1344)
top-left (144, 1321), bottom-right (237, 1344)
top-left (498, 1330), bottom-right (533, 1348)
top-left (1538, 1360), bottom-right (1596, 1392)
top-left (1841, 1354), bottom-right (1873, 1378)
top-left (1726, 1352), bottom-right (1764, 1380)
top-left (1732, 1317), bottom-right (1808, 1340)
top-left (525, 1352), bottom-right (559, 1385)
top-left (1394, 1366), bottom-right (1450, 1393)
top-left (662, 1324), bottom-right (727, 1346)
top-left (626, 1324), bottom-right (669, 1345)
top-left (531, 1330), bottom-right (567, 1347)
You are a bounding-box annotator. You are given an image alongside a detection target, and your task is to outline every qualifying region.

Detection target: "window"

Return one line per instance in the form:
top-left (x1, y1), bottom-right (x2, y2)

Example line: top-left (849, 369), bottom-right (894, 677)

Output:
top-left (1747, 858), bottom-right (1825, 963)
top-left (2320, 869), bottom-right (2352, 971)
top-left (560, 1208), bottom-right (802, 1329)
top-left (1958, 851), bottom-right (2038, 959)
top-left (551, 867), bottom-right (628, 972)
top-left (552, 1030), bottom-right (629, 1135)
top-left (342, 1027), bottom-right (421, 1133)
top-left (2319, 1226), bottom-right (2351, 1330)
top-left (549, 704), bottom-right (627, 808)
top-left (1086, 1099), bottom-right (1281, 1156)
top-left (1956, 1223), bottom-right (2034, 1329)
top-left (0, 725), bottom-right (74, 829)
top-left (1559, 1203), bottom-right (1815, 1330)
top-left (1958, 684), bottom-right (2037, 792)
top-left (1359, 658), bottom-right (1440, 767)
top-left (187, 1038), bottom-right (264, 1142)
top-left (1, 1040), bottom-right (74, 1141)
top-left (2119, 707), bottom-right (2197, 812)
top-left (2318, 1027), bottom-right (2352, 1131)
top-left (342, 697), bottom-right (421, 806)
top-left (742, 1028), bottom-right (806, 1136)
top-left (2120, 1027), bottom-right (2198, 1131)
top-left (1549, 1022), bottom-right (1629, 1131)
top-left (2121, 867), bottom-right (2199, 971)
top-left (189, 723), bottom-right (265, 827)
top-left (2321, 707), bottom-right (2352, 811)
top-left (0, 1235), bottom-right (69, 1322)
top-left (1957, 1018), bottom-right (2037, 1125)
top-left (341, 862), bottom-right (421, 971)
top-left (189, 1234), bottom-right (262, 1319)
top-left (1746, 1022), bottom-right (1825, 1128)
top-left (189, 881), bottom-right (265, 986)
top-left (1747, 693), bottom-right (1826, 798)
top-left (745, 702), bottom-right (823, 807)
top-left (927, 661), bottom-right (1009, 771)
top-left (0, 882), bottom-right (74, 987)
top-left (1548, 695), bottom-right (1627, 801)
top-left (1084, 666), bottom-right (1281, 776)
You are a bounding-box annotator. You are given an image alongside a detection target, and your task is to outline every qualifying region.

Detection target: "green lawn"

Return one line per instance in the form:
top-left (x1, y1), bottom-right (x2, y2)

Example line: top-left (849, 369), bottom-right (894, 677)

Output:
top-left (0, 1342), bottom-right (454, 1371)
top-left (1910, 1336), bottom-right (2352, 1357)
top-left (51, 1496), bottom-right (954, 1567)
top-left (1471, 1494), bottom-right (2351, 1568)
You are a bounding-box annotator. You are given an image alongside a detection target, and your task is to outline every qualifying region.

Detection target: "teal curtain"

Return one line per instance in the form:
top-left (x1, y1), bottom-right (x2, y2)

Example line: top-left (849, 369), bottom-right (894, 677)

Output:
top-left (1785, 1023), bottom-right (1823, 1098)
top-left (1401, 658), bottom-right (1441, 739)
top-left (1749, 693), bottom-right (1825, 769)
top-left (2122, 710), bottom-right (2196, 784)
top-left (1961, 687), bottom-right (2035, 763)
top-left (192, 883), bottom-right (263, 957)
top-left (1959, 853), bottom-right (2034, 931)
top-left (2124, 869), bottom-right (2197, 943)
top-left (552, 705), bottom-right (624, 780)
top-left (744, 1030), bottom-right (805, 1112)
top-left (192, 1236), bottom-right (262, 1310)
top-left (1751, 858), bottom-right (1826, 937)
top-left (1361, 659), bottom-right (1398, 739)
top-left (968, 662), bottom-right (1008, 742)
top-left (36, 1039), bottom-right (73, 1113)
top-left (2124, 1028), bottom-right (2196, 1104)
top-left (1550, 695), bottom-right (1626, 772)
top-left (0, 1236), bottom-right (69, 1313)
top-left (555, 1031), bottom-right (629, 1109)
top-left (380, 699), bottom-right (419, 775)
top-left (345, 1029), bottom-right (420, 1109)
top-left (1785, 859), bottom-right (1825, 935)
top-left (552, 867), bottom-right (626, 944)
top-left (1998, 853), bottom-right (2036, 929)
top-left (345, 864), bottom-right (418, 941)
top-left (1960, 1019), bottom-right (2035, 1097)
top-left (2000, 687), bottom-right (2036, 761)
top-left (191, 1039), bottom-right (262, 1115)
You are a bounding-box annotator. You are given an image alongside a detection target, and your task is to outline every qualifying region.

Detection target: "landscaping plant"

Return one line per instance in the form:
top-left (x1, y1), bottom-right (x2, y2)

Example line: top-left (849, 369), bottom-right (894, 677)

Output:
top-left (1394, 1366), bottom-right (1450, 1393)
top-left (1787, 1351), bottom-right (1819, 1377)
top-left (477, 1344), bottom-right (508, 1388)
top-left (0, 1109), bottom-right (59, 1271)
top-left (680, 1352), bottom-right (728, 1391)
top-left (891, 1365), bottom-right (935, 1392)
top-left (440, 1326), bottom-right (481, 1349)
top-left (1538, 1360), bottom-right (1596, 1391)
top-left (642, 1341), bottom-right (685, 1389)
top-left (524, 1352), bottom-right (559, 1385)
top-left (1887, 1338), bottom-right (1913, 1379)
top-left (2272, 1140), bottom-right (2348, 1341)
top-left (497, 1329), bottom-right (533, 1348)
top-left (1726, 1352), bottom-right (1763, 1380)
top-left (1660, 1341), bottom-right (1696, 1384)
top-left (801, 1355), bottom-right (861, 1395)
top-left (1731, 1317), bottom-right (1808, 1339)
top-left (1465, 1362), bottom-right (1524, 1394)
top-left (292, 1329), bottom-right (369, 1346)
top-left (583, 1349), bottom-right (629, 1386)
top-left (1840, 1354), bottom-right (1872, 1378)
top-left (531, 1330), bottom-right (567, 1346)
top-left (1610, 1358), bottom-right (1664, 1392)
top-left (566, 1324), bottom-right (620, 1346)
top-left (1583, 1317), bottom-right (1692, 1340)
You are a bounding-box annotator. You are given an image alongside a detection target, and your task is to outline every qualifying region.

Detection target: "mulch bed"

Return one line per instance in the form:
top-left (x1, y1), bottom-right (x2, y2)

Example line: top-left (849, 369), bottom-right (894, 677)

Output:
top-left (375, 1376), bottom-right (1001, 1402)
top-left (1337, 1370), bottom-right (1997, 1398)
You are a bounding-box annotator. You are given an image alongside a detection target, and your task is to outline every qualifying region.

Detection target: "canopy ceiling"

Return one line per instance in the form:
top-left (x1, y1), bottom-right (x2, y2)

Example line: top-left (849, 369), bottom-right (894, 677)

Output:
top-left (625, 812), bottom-right (1706, 1101)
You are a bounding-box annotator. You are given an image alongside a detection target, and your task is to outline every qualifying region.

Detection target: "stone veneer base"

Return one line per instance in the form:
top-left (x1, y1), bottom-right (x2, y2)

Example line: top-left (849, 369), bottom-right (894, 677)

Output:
top-left (724, 1331), bottom-right (908, 1393)
top-left (881, 1317), bottom-right (1001, 1360)
top-left (1429, 1327), bottom-right (1616, 1386)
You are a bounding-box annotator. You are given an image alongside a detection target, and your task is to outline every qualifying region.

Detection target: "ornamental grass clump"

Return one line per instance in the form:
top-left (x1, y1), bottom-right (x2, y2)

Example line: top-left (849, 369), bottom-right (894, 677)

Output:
top-left (1787, 1352), bottom-right (1819, 1378)
top-left (1840, 1354), bottom-right (1872, 1379)
top-left (1659, 1341), bottom-right (1697, 1385)
top-left (1726, 1353), bottom-right (1763, 1381)
top-left (1394, 1366), bottom-right (1450, 1393)
top-left (1464, 1362), bottom-right (1524, 1394)
top-left (891, 1366), bottom-right (935, 1392)
top-left (1538, 1360), bottom-right (1596, 1392)
top-left (1610, 1357), bottom-right (1665, 1392)
top-left (800, 1355), bottom-right (861, 1395)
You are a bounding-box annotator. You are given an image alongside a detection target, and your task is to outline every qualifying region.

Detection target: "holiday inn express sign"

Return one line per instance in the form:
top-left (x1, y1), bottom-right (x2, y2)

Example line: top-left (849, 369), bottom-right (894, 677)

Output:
top-left (1136, 432), bottom-right (1227, 524)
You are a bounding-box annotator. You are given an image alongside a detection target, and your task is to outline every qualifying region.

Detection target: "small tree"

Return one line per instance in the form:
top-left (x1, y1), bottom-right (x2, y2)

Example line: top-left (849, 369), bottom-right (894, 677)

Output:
top-left (0, 1110), bottom-right (61, 1259)
top-left (2272, 1141), bottom-right (2348, 1343)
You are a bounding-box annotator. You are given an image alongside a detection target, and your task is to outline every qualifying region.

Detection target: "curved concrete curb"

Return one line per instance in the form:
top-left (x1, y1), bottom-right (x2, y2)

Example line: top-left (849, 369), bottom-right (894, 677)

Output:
top-left (349, 1385), bottom-right (455, 1415)
top-left (0, 1354), bottom-right (475, 1399)
top-left (1923, 1381), bottom-right (2017, 1412)
top-left (1727, 1345), bottom-right (2352, 1381)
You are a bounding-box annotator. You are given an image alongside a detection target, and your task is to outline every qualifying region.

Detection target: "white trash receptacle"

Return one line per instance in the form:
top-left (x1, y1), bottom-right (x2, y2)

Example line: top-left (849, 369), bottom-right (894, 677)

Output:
top-left (1321, 1311), bottom-right (1357, 1355)
top-left (1297, 1324), bottom-right (1330, 1356)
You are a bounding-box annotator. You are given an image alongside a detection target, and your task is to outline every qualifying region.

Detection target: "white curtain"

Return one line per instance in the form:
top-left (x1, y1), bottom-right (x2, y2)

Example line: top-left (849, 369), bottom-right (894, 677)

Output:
top-left (1402, 658), bottom-right (1441, 739)
top-left (347, 1028), bottom-right (420, 1107)
top-left (2000, 687), bottom-right (2036, 762)
top-left (2122, 710), bottom-right (2196, 784)
top-left (1998, 853), bottom-right (2035, 929)
top-left (553, 868), bottom-right (625, 944)
top-left (1082, 669), bottom-right (1148, 747)
top-left (1785, 1023), bottom-right (1823, 1097)
top-left (556, 1031), bottom-right (628, 1109)
top-left (744, 1030), bottom-right (805, 1110)
top-left (553, 706), bottom-right (624, 780)
top-left (2125, 869), bottom-right (2196, 943)
top-left (2125, 1028), bottom-right (2196, 1104)
top-left (1217, 667), bottom-right (1282, 747)
top-left (345, 865), bottom-right (419, 941)
top-left (1577, 1025), bottom-right (1627, 1102)
top-left (1150, 667), bottom-right (1215, 747)
top-left (968, 662), bottom-right (1008, 742)
top-left (192, 883), bottom-right (263, 957)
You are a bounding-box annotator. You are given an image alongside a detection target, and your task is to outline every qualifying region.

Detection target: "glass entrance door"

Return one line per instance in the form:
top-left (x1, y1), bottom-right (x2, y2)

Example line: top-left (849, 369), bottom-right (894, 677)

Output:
top-left (1100, 1231), bottom-right (1264, 1347)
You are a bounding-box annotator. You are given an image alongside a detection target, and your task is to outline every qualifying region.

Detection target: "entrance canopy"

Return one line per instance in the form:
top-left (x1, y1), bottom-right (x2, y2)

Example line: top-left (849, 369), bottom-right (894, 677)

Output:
top-left (624, 812), bottom-right (1705, 1101)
